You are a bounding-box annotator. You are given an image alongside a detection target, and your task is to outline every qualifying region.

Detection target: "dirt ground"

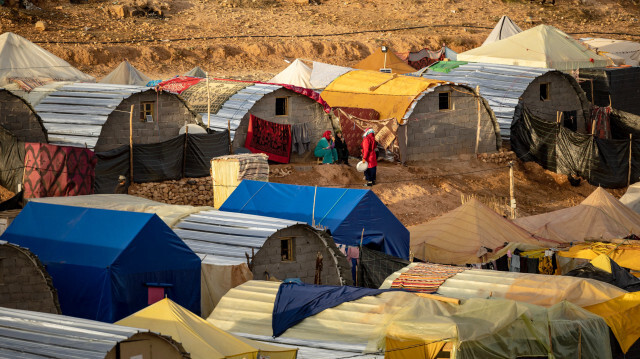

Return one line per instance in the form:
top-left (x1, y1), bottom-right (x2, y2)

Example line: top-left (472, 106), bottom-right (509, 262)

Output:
top-left (0, 0), bottom-right (638, 80)
top-left (269, 157), bottom-right (626, 227)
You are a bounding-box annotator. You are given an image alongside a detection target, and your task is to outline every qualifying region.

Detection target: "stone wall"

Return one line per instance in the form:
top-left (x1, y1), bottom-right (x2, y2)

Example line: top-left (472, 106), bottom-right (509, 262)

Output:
top-left (0, 90), bottom-right (46, 143)
top-left (252, 224), bottom-right (352, 286)
top-left (231, 88), bottom-right (331, 162)
top-left (403, 84), bottom-right (499, 161)
top-left (522, 71), bottom-right (590, 133)
top-left (0, 243), bottom-right (61, 314)
top-left (128, 177), bottom-right (213, 206)
top-left (95, 90), bottom-right (200, 152)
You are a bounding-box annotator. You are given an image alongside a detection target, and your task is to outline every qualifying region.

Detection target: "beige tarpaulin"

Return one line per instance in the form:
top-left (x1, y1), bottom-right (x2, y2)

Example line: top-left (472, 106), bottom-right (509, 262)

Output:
top-left (99, 60), bottom-right (152, 86)
top-left (620, 181), bottom-right (640, 213)
top-left (581, 38), bottom-right (640, 66)
top-left (201, 262), bottom-right (253, 318)
top-left (117, 298), bottom-right (297, 359)
top-left (353, 47), bottom-right (416, 74)
top-left (209, 280), bottom-right (611, 359)
top-left (269, 59), bottom-right (313, 88)
top-left (0, 32), bottom-right (94, 85)
top-left (514, 187), bottom-right (640, 243)
top-left (458, 25), bottom-right (608, 70)
top-left (410, 198), bottom-right (556, 265)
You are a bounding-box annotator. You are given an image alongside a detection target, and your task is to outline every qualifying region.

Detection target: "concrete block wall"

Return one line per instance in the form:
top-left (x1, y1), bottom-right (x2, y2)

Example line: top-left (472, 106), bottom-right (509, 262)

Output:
top-left (232, 88), bottom-right (332, 162)
top-left (0, 90), bottom-right (47, 143)
top-left (95, 91), bottom-right (199, 152)
top-left (0, 243), bottom-right (60, 314)
top-left (522, 72), bottom-right (590, 133)
top-left (252, 225), bottom-right (346, 285)
top-left (404, 85), bottom-right (498, 161)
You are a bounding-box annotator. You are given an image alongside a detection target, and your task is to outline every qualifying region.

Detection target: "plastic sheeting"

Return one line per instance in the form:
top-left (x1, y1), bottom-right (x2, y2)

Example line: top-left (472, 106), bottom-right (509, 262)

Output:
top-left (0, 32), bottom-right (94, 85)
top-left (511, 107), bottom-right (640, 188)
top-left (357, 246), bottom-right (410, 289)
top-left (558, 241), bottom-right (640, 272)
top-left (210, 280), bottom-right (612, 359)
top-left (94, 131), bottom-right (230, 193)
top-left (565, 254), bottom-right (640, 292)
top-left (410, 198), bottom-right (556, 265)
top-left (0, 127), bottom-right (25, 193)
top-left (117, 298), bottom-right (297, 359)
top-left (585, 292), bottom-right (640, 354)
top-left (272, 283), bottom-right (389, 337)
top-left (99, 60), bottom-right (151, 86)
top-left (220, 180), bottom-right (410, 259)
top-left (513, 187), bottom-right (640, 243)
top-left (354, 47), bottom-right (416, 74)
top-left (458, 25), bottom-right (608, 70)
top-left (0, 202), bottom-right (201, 322)
top-left (310, 61), bottom-right (352, 89)
top-left (320, 70), bottom-right (445, 124)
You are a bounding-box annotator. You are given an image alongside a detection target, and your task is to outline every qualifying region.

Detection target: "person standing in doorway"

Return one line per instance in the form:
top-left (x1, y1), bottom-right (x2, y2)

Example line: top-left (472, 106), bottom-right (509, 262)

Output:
top-left (361, 128), bottom-right (377, 186)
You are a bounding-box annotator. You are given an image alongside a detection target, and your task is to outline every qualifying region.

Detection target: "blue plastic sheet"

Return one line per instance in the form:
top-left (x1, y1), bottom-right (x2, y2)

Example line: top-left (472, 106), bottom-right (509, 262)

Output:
top-left (0, 202), bottom-right (201, 322)
top-left (272, 282), bottom-right (389, 337)
top-left (220, 180), bottom-right (410, 259)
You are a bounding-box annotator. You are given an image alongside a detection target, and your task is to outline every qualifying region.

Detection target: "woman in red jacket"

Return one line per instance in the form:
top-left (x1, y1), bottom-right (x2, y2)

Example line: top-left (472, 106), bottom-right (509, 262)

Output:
top-left (361, 128), bottom-right (377, 186)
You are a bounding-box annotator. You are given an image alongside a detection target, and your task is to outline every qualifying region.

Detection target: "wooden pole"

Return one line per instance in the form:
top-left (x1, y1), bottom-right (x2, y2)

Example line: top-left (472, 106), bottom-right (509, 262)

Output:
top-left (312, 185), bottom-right (317, 227)
top-left (206, 72), bottom-right (211, 129)
top-left (228, 119), bottom-right (232, 155)
top-left (182, 122), bottom-right (188, 178)
top-left (629, 133), bottom-right (633, 187)
top-left (129, 105), bottom-right (134, 182)
top-left (356, 228), bottom-right (365, 287)
top-left (590, 79), bottom-right (594, 105)
top-left (474, 86), bottom-right (482, 155)
top-left (509, 161), bottom-right (516, 219)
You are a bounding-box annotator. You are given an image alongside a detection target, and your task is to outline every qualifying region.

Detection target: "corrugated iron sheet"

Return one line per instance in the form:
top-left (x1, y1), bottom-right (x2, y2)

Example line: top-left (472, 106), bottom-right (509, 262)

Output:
top-left (33, 83), bottom-right (151, 149)
top-left (422, 63), bottom-right (550, 138)
top-left (174, 210), bottom-right (301, 265)
top-left (0, 306), bottom-right (147, 358)
top-left (201, 83), bottom-right (283, 140)
top-left (241, 333), bottom-right (384, 359)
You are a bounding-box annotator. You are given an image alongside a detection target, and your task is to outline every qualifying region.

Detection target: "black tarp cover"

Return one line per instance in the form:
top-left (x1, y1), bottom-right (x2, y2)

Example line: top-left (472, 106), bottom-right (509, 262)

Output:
top-left (0, 127), bottom-right (25, 193)
top-left (357, 246), bottom-right (410, 288)
top-left (564, 257), bottom-right (640, 292)
top-left (511, 108), bottom-right (640, 188)
top-left (93, 131), bottom-right (230, 193)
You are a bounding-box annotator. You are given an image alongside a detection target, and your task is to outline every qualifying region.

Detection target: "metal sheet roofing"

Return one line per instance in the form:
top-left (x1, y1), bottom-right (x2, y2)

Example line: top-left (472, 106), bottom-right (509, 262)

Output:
top-left (421, 62), bottom-right (550, 138)
top-left (173, 209), bottom-right (301, 265)
top-left (33, 82), bottom-right (151, 149)
top-left (202, 83), bottom-right (282, 140)
top-left (0, 306), bottom-right (148, 358)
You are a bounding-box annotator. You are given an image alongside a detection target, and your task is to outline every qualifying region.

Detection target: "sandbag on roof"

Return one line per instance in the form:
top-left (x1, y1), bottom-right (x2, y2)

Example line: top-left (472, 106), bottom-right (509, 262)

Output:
top-left (100, 60), bottom-right (152, 86)
top-left (0, 32), bottom-right (94, 85)
top-left (482, 15), bottom-right (522, 46)
top-left (458, 25), bottom-right (608, 70)
top-left (410, 198), bottom-right (556, 265)
top-left (269, 59), bottom-right (313, 88)
top-left (353, 47), bottom-right (416, 74)
top-left (117, 298), bottom-right (297, 359)
top-left (514, 187), bottom-right (640, 243)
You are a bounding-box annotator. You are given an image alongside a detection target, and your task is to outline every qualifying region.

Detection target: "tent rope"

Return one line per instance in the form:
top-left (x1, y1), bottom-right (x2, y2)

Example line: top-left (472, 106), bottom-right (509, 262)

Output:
top-left (317, 188), bottom-right (349, 226)
top-left (237, 182), bottom-right (268, 211)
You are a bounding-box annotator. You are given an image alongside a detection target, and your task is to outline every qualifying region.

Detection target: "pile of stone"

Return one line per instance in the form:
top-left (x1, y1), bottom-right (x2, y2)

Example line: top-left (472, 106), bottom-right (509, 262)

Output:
top-left (477, 150), bottom-right (517, 165)
top-left (128, 177), bottom-right (213, 206)
top-left (106, 0), bottom-right (170, 19)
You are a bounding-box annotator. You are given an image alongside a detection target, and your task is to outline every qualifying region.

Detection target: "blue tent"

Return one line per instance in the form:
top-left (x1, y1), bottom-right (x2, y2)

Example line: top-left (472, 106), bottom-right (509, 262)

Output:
top-left (220, 180), bottom-right (410, 259)
top-left (0, 202), bottom-right (201, 322)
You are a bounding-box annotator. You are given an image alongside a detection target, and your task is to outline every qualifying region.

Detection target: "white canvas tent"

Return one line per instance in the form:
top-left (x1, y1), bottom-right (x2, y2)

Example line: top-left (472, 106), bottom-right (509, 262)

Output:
top-left (458, 25), bottom-right (609, 71)
top-left (0, 32), bottom-right (94, 85)
top-left (482, 15), bottom-right (522, 46)
top-left (581, 38), bottom-right (640, 66)
top-left (99, 60), bottom-right (152, 86)
top-left (269, 59), bottom-right (313, 88)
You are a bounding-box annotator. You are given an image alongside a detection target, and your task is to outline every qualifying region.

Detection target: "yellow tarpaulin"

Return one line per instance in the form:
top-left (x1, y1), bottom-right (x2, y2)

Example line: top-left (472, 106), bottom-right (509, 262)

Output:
top-left (353, 47), bottom-right (417, 74)
top-left (116, 298), bottom-right (297, 359)
top-left (321, 70), bottom-right (445, 124)
top-left (558, 241), bottom-right (640, 271)
top-left (585, 292), bottom-right (640, 353)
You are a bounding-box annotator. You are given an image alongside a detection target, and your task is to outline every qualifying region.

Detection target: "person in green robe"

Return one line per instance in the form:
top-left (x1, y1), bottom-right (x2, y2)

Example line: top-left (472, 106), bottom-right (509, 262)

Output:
top-left (314, 130), bottom-right (338, 164)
